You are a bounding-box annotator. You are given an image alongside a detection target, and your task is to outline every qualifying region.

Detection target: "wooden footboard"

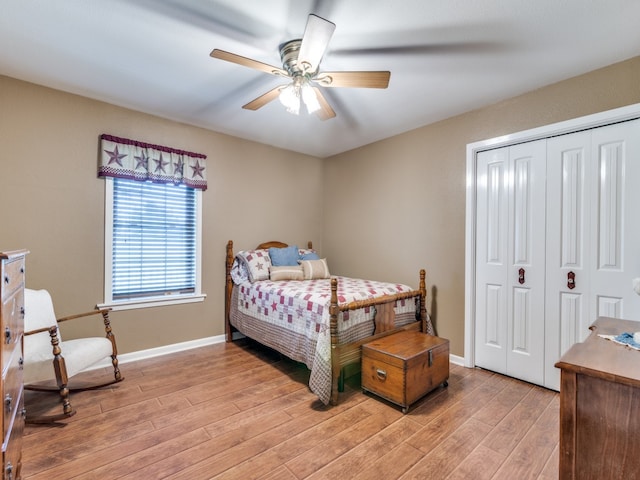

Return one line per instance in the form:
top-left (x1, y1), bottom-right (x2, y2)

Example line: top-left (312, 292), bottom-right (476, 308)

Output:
top-left (225, 239), bottom-right (428, 406)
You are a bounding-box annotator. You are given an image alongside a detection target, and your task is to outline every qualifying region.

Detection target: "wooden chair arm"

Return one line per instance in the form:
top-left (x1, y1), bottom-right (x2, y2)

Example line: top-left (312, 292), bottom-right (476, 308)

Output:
top-left (56, 307), bottom-right (111, 324)
top-left (24, 325), bottom-right (58, 336)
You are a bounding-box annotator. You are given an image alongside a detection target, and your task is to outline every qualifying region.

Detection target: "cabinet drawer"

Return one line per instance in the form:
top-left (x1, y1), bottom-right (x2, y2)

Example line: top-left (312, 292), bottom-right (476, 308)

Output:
top-left (1, 256), bottom-right (25, 302)
top-left (2, 290), bottom-right (24, 373)
top-left (2, 346), bottom-right (23, 446)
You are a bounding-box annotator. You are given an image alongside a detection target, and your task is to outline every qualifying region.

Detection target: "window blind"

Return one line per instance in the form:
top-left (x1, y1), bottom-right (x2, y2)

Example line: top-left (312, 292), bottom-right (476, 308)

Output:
top-left (112, 178), bottom-right (196, 300)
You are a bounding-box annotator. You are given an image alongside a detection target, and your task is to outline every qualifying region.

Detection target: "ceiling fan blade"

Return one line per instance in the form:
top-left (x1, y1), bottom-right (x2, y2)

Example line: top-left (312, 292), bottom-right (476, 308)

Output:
top-left (312, 87), bottom-right (336, 121)
top-left (242, 86), bottom-right (283, 111)
top-left (210, 49), bottom-right (288, 77)
top-left (316, 71), bottom-right (390, 89)
top-left (330, 41), bottom-right (507, 57)
top-left (297, 14), bottom-right (336, 73)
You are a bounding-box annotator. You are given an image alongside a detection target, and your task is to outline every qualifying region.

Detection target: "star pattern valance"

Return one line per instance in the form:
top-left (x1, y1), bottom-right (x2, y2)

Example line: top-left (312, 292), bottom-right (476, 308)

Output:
top-left (98, 134), bottom-right (207, 190)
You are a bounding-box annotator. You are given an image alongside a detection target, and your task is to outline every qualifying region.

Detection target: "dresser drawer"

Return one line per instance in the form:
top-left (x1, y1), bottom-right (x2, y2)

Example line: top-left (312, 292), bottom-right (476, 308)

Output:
top-left (362, 331), bottom-right (449, 412)
top-left (1, 256), bottom-right (25, 303)
top-left (2, 389), bottom-right (23, 480)
top-left (2, 290), bottom-right (24, 374)
top-left (2, 346), bottom-right (23, 446)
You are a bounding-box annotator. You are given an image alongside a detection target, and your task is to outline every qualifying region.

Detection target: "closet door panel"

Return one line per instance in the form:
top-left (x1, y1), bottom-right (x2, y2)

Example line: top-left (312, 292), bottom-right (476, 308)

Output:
top-left (590, 120), bottom-right (640, 321)
top-left (475, 149), bottom-right (509, 374)
top-left (505, 141), bottom-right (546, 385)
top-left (545, 131), bottom-right (591, 390)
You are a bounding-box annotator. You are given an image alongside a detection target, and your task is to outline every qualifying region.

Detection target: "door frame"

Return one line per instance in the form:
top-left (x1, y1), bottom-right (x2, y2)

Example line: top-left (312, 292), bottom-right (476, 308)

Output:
top-left (464, 102), bottom-right (640, 368)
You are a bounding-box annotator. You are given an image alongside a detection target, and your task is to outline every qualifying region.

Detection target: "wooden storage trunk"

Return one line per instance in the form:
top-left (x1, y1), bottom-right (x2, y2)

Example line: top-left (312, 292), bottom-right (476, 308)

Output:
top-left (362, 330), bottom-right (449, 413)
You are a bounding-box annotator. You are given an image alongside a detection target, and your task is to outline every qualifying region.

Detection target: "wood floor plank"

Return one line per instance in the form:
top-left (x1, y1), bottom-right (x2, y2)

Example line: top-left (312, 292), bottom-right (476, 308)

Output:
top-left (215, 400), bottom-right (379, 480)
top-left (284, 400), bottom-right (404, 479)
top-left (445, 444), bottom-right (507, 480)
top-left (481, 386), bottom-right (556, 458)
top-left (399, 417), bottom-right (494, 479)
top-left (22, 342), bottom-right (560, 480)
top-left (349, 442), bottom-right (425, 480)
top-left (305, 416), bottom-right (424, 479)
top-left (472, 378), bottom-right (533, 426)
top-left (491, 394), bottom-right (559, 479)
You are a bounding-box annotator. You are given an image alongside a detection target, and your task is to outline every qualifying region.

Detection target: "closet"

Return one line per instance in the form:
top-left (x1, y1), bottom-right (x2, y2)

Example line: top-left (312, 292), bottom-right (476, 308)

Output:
top-left (467, 110), bottom-right (640, 391)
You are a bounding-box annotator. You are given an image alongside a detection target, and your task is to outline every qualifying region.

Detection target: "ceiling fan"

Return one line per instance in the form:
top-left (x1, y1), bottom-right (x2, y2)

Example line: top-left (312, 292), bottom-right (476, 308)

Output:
top-left (210, 14), bottom-right (390, 120)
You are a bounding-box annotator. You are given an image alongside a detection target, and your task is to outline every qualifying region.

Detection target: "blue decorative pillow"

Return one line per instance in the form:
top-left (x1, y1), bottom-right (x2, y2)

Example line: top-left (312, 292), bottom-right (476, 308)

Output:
top-left (299, 252), bottom-right (320, 261)
top-left (269, 245), bottom-right (299, 266)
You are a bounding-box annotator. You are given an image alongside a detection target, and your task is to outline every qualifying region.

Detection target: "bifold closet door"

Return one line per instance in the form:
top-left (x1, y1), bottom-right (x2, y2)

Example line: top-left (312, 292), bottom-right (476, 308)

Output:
top-left (545, 119), bottom-right (640, 390)
top-left (475, 140), bottom-right (546, 385)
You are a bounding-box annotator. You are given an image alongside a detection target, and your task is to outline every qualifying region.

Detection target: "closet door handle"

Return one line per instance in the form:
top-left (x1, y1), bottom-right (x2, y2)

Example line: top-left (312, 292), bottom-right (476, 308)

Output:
top-left (567, 271), bottom-right (576, 290)
top-left (518, 268), bottom-right (525, 285)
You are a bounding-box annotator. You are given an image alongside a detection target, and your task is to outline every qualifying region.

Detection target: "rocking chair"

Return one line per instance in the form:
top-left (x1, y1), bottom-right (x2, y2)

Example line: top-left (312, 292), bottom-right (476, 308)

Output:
top-left (23, 288), bottom-right (123, 422)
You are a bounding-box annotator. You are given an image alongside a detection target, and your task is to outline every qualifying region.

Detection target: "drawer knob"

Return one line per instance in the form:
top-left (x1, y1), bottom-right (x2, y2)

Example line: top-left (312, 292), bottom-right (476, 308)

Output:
top-left (4, 394), bottom-right (12, 413)
top-left (4, 327), bottom-right (10, 344)
top-left (3, 276), bottom-right (8, 284)
top-left (376, 368), bottom-right (387, 381)
top-left (5, 462), bottom-right (13, 480)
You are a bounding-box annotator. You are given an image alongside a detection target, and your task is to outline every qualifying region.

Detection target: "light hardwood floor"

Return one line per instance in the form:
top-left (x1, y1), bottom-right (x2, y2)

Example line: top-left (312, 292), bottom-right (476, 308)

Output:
top-left (22, 338), bottom-right (559, 479)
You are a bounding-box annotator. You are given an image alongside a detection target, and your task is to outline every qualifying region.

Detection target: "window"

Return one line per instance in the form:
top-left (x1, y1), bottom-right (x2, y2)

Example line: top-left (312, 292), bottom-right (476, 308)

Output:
top-left (102, 177), bottom-right (204, 310)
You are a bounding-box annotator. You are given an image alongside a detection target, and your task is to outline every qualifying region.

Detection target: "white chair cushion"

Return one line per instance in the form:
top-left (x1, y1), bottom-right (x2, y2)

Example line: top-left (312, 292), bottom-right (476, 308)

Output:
top-left (24, 289), bottom-right (58, 333)
top-left (23, 336), bottom-right (113, 385)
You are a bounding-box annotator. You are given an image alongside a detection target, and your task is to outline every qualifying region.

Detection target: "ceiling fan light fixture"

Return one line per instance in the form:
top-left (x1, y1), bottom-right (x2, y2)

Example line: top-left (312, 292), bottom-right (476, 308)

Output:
top-left (301, 82), bottom-right (321, 114)
top-left (278, 76), bottom-right (320, 116)
top-left (278, 83), bottom-right (300, 115)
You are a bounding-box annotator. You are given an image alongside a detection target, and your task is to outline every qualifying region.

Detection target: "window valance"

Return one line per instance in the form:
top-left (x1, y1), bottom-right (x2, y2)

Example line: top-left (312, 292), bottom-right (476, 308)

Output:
top-left (98, 134), bottom-right (207, 190)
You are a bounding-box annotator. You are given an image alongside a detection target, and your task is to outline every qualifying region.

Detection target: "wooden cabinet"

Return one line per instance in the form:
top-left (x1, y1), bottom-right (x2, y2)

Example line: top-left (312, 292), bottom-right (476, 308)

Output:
top-left (362, 330), bottom-right (449, 413)
top-left (1, 250), bottom-right (27, 480)
top-left (555, 317), bottom-right (640, 479)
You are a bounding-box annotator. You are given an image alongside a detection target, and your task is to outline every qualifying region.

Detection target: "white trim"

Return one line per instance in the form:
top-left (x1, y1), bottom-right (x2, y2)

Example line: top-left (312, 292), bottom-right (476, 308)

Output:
top-left (86, 334), bottom-right (467, 373)
top-left (85, 334), bottom-right (226, 371)
top-left (98, 293), bottom-right (206, 311)
top-left (102, 177), bottom-right (204, 311)
top-left (464, 102), bottom-right (640, 370)
top-left (449, 354), bottom-right (465, 367)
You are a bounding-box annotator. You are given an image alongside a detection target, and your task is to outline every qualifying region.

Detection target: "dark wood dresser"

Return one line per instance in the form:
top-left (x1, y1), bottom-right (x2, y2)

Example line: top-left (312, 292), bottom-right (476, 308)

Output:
top-left (555, 316), bottom-right (640, 480)
top-left (1, 250), bottom-right (27, 480)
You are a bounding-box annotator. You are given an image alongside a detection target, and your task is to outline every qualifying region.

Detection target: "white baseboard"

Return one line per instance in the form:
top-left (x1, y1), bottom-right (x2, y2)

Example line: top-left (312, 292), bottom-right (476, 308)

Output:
top-left (89, 334), bottom-right (467, 371)
top-left (88, 334), bottom-right (226, 371)
top-left (449, 353), bottom-right (465, 366)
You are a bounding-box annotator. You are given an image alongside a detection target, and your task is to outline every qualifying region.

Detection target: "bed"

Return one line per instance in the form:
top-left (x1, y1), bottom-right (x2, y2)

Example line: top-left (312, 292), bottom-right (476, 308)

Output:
top-left (225, 240), bottom-right (434, 405)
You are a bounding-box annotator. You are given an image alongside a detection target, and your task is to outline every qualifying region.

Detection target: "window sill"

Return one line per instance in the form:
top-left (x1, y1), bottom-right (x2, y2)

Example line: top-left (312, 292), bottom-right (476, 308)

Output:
top-left (98, 293), bottom-right (206, 311)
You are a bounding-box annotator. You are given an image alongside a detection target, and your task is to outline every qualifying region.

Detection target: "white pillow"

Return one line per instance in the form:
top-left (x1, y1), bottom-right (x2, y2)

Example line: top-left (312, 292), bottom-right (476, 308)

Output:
top-left (299, 258), bottom-right (330, 280)
top-left (270, 265), bottom-right (304, 281)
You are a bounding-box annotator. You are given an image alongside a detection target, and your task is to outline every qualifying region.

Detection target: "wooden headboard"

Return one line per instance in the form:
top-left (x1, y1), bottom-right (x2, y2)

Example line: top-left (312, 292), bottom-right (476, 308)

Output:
top-left (255, 240), bottom-right (313, 250)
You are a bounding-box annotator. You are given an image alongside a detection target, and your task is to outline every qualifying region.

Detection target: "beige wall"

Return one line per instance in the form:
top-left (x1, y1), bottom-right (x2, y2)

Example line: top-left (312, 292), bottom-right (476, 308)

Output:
top-left (0, 76), bottom-right (323, 353)
top-left (2, 55), bottom-right (639, 358)
top-left (325, 56), bottom-right (640, 356)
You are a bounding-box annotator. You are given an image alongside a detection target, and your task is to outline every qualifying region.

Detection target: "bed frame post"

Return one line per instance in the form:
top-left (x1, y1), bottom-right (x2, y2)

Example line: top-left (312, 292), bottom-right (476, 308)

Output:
top-left (419, 269), bottom-right (428, 334)
top-left (225, 240), bottom-right (234, 342)
top-left (329, 277), bottom-right (340, 406)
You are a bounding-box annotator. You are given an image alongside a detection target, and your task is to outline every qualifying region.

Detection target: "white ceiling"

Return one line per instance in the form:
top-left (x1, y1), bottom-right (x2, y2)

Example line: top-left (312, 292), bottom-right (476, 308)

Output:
top-left (2, 1), bottom-right (639, 158)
